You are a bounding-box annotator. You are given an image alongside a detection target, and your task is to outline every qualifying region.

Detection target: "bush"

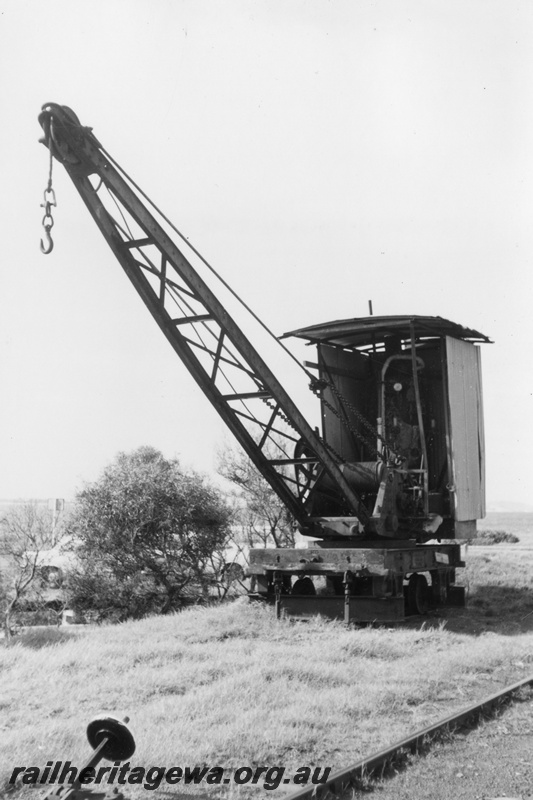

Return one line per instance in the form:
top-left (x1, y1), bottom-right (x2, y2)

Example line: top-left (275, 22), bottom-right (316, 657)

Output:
top-left (66, 447), bottom-right (233, 620)
top-left (470, 529), bottom-right (520, 546)
top-left (6, 626), bottom-right (74, 649)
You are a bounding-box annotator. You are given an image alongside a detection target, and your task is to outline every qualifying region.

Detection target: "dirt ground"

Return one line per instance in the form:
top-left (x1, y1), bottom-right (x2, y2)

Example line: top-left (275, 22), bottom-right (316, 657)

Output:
top-left (339, 580), bottom-right (533, 800)
top-left (336, 537), bottom-right (533, 800)
top-left (364, 688), bottom-right (533, 800)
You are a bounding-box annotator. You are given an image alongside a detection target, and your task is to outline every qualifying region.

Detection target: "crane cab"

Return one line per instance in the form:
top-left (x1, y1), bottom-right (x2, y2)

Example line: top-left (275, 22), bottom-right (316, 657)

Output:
top-left (287, 314), bottom-right (490, 542)
top-left (249, 315), bottom-right (491, 622)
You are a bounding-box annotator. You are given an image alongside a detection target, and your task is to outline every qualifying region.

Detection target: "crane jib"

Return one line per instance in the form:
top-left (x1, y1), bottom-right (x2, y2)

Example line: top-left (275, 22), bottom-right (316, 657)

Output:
top-left (38, 103), bottom-right (372, 539)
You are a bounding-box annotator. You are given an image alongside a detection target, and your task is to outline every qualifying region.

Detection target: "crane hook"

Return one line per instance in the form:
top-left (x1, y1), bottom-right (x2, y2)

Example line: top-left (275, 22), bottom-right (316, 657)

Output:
top-left (40, 225), bottom-right (54, 254)
top-left (40, 155), bottom-right (56, 255)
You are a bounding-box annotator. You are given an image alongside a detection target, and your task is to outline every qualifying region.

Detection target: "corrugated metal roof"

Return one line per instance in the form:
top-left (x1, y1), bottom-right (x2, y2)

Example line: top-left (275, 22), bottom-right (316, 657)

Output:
top-left (283, 315), bottom-right (491, 349)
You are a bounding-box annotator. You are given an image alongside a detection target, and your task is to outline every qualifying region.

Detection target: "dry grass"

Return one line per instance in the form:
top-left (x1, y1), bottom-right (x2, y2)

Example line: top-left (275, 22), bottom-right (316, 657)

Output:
top-left (458, 543), bottom-right (533, 623)
top-left (3, 538), bottom-right (533, 799)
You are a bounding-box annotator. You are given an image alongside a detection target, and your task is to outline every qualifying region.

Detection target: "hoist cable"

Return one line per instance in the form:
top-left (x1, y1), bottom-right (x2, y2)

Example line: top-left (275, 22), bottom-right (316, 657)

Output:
top-left (97, 132), bottom-right (385, 466)
top-left (98, 143), bottom-right (316, 384)
top-left (101, 181), bottom-right (297, 465)
top-left (60, 116), bottom-right (386, 474)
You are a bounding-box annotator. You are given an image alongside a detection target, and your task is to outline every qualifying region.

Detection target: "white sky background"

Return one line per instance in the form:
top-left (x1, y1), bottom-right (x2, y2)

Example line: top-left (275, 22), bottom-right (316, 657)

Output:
top-left (0, 0), bottom-right (531, 508)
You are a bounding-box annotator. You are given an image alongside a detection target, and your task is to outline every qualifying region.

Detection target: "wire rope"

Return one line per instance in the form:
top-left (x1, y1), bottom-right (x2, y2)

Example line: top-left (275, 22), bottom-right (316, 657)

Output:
top-left (98, 144), bottom-right (316, 383)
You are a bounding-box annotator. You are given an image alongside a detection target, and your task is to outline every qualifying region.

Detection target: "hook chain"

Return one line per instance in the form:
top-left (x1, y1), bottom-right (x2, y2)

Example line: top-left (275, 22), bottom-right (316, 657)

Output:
top-left (40, 124), bottom-right (56, 254)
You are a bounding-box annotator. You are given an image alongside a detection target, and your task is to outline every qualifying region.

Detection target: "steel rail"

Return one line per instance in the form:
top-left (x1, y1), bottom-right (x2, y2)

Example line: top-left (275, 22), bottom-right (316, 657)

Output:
top-left (284, 672), bottom-right (533, 800)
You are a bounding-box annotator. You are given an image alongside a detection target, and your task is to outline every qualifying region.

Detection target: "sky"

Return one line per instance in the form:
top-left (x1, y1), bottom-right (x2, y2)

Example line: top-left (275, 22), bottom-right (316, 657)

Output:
top-left (0, 0), bottom-right (532, 510)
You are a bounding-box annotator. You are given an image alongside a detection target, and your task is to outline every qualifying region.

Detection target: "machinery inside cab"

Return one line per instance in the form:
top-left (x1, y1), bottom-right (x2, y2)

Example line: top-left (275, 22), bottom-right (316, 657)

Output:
top-left (286, 315), bottom-right (491, 542)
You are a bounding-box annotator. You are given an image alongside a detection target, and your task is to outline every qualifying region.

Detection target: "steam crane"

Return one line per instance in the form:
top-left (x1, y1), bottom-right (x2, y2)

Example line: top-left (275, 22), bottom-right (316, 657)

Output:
top-left (38, 104), bottom-right (491, 622)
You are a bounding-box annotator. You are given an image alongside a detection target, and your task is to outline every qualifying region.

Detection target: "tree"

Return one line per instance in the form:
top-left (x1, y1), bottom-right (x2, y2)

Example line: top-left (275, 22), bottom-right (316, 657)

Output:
top-left (0, 502), bottom-right (61, 641)
top-left (217, 442), bottom-right (296, 549)
top-left (66, 447), bottom-right (232, 620)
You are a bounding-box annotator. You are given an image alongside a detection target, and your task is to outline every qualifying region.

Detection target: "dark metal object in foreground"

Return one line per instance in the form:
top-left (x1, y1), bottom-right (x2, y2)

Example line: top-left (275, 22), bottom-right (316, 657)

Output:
top-left (42, 715), bottom-right (135, 800)
top-left (283, 674), bottom-right (533, 800)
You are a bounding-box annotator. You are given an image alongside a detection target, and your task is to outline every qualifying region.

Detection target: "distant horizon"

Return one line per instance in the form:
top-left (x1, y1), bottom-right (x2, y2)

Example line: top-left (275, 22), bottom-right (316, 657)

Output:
top-left (1, 497), bottom-right (532, 516)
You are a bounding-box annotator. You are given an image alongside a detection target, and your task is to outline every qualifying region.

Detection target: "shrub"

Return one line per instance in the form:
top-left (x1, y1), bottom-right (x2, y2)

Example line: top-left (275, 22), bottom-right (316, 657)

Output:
top-left (470, 529), bottom-right (520, 546)
top-left (7, 626), bottom-right (74, 649)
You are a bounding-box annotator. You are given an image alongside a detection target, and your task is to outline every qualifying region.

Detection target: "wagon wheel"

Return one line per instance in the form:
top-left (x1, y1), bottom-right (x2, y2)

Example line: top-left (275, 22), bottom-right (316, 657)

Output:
top-left (291, 576), bottom-right (317, 596)
top-left (406, 573), bottom-right (429, 615)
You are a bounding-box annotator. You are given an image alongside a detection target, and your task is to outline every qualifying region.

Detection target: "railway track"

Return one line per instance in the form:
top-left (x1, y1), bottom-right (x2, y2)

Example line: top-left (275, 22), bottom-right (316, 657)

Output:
top-left (284, 672), bottom-right (533, 799)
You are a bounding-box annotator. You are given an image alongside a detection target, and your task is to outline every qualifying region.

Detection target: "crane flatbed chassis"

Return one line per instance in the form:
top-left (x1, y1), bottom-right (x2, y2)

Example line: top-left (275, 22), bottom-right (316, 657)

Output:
top-left (247, 543), bottom-right (465, 622)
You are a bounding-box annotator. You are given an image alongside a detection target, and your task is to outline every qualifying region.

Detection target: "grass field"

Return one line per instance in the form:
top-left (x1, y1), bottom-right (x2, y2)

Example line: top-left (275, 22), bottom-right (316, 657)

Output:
top-left (2, 516), bottom-right (533, 799)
